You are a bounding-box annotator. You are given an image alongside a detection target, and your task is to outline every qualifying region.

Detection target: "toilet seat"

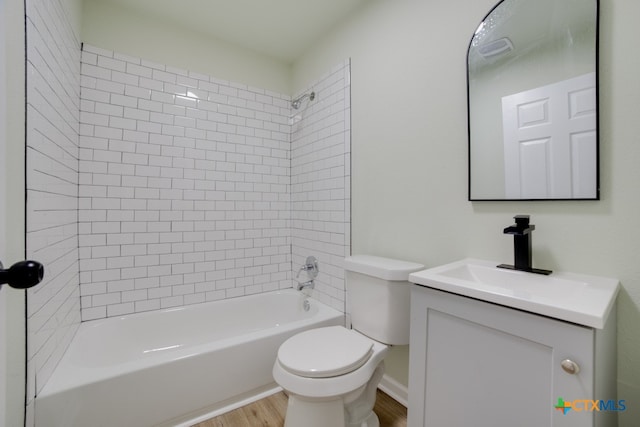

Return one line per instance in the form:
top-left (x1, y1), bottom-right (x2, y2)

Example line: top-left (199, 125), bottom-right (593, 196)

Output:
top-left (277, 326), bottom-right (373, 378)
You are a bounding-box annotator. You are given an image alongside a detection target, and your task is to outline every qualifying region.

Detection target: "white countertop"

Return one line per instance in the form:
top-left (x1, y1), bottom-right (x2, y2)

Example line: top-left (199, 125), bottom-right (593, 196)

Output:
top-left (409, 258), bottom-right (619, 329)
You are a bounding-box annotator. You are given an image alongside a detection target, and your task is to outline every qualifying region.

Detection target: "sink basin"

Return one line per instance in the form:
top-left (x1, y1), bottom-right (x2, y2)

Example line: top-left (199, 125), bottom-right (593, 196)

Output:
top-left (409, 258), bottom-right (619, 328)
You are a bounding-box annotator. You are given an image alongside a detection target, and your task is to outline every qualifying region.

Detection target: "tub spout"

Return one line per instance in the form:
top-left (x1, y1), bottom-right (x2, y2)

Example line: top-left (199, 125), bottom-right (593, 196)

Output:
top-left (297, 280), bottom-right (314, 291)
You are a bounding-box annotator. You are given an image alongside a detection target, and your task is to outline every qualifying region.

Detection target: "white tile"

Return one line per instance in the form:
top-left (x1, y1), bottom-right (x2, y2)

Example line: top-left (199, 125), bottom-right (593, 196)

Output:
top-left (96, 78), bottom-right (125, 94)
top-left (92, 292), bottom-right (121, 306)
top-left (125, 85), bottom-right (152, 99)
top-left (82, 306), bottom-right (107, 321)
top-left (81, 51), bottom-right (98, 65)
top-left (110, 94), bottom-right (138, 108)
top-left (27, 0), bottom-right (82, 396)
top-left (135, 299), bottom-right (161, 312)
top-left (98, 55), bottom-right (126, 72)
top-left (107, 303), bottom-right (135, 317)
top-left (95, 102), bottom-right (124, 117)
top-left (122, 289), bottom-right (148, 302)
top-left (81, 63), bottom-right (111, 80)
top-left (83, 44), bottom-right (113, 58)
top-left (82, 87), bottom-right (110, 103)
top-left (123, 130), bottom-right (149, 143)
top-left (152, 69), bottom-right (177, 84)
top-left (126, 62), bottom-right (153, 78)
top-left (114, 52), bottom-right (141, 64)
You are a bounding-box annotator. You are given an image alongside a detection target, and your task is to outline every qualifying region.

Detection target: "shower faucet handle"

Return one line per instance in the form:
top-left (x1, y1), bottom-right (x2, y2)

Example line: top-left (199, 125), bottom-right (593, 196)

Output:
top-left (296, 256), bottom-right (319, 279)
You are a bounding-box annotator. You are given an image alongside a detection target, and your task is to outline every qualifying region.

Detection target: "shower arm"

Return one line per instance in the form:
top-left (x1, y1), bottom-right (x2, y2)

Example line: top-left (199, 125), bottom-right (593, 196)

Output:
top-left (291, 91), bottom-right (315, 109)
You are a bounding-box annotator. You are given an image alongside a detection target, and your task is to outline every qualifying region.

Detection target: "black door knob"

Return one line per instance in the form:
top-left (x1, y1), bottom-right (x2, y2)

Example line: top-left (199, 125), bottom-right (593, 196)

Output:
top-left (0, 260), bottom-right (45, 290)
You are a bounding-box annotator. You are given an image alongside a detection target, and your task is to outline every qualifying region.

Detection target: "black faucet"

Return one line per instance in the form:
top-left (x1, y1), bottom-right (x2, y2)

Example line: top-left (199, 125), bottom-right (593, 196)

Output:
top-left (497, 215), bottom-right (552, 275)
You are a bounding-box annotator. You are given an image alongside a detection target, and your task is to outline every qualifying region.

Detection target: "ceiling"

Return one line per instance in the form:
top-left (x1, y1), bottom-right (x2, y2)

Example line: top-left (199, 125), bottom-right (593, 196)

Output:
top-left (469, 0), bottom-right (595, 69)
top-left (101, 0), bottom-right (369, 63)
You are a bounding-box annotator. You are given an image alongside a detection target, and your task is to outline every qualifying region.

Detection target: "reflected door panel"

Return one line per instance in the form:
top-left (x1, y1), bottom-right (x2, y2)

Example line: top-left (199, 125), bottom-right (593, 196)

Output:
top-left (502, 72), bottom-right (596, 199)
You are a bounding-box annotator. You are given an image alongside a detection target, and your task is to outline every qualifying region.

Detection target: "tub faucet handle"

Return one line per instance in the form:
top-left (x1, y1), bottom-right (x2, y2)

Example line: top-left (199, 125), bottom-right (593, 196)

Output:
top-left (296, 256), bottom-right (319, 279)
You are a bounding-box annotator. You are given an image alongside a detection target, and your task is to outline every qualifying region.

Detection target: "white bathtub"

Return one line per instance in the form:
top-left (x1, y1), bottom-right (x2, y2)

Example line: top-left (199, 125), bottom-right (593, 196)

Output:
top-left (35, 289), bottom-right (343, 427)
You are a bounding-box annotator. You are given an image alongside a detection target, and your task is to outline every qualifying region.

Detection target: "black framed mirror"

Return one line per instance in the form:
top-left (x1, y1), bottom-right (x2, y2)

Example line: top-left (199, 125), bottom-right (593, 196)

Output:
top-left (468, 0), bottom-right (599, 200)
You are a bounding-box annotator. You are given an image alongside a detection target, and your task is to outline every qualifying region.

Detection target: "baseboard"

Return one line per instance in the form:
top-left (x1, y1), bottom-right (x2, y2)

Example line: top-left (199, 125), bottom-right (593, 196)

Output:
top-left (378, 374), bottom-right (408, 407)
top-left (170, 385), bottom-right (283, 427)
top-left (171, 377), bottom-right (405, 426)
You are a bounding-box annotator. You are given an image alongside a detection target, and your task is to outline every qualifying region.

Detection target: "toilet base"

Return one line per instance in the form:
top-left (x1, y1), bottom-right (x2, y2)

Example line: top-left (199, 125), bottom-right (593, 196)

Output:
top-left (282, 393), bottom-right (380, 427)
top-left (349, 410), bottom-right (379, 427)
top-left (283, 395), bottom-right (345, 427)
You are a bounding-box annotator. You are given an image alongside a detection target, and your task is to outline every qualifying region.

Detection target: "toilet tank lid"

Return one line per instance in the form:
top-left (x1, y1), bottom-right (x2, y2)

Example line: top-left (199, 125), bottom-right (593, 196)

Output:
top-left (344, 255), bottom-right (425, 281)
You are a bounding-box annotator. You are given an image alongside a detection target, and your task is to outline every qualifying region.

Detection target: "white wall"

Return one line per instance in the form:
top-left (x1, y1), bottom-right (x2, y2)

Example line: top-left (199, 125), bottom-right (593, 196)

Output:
top-left (1, 0), bottom-right (7, 422)
top-left (293, 0), bottom-right (640, 424)
top-left (2, 0), bottom-right (27, 425)
top-left (81, 0), bottom-right (292, 95)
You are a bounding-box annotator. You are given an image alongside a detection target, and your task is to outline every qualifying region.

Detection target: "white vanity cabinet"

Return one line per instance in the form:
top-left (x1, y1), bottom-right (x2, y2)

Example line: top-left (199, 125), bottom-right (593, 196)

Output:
top-left (408, 285), bottom-right (617, 427)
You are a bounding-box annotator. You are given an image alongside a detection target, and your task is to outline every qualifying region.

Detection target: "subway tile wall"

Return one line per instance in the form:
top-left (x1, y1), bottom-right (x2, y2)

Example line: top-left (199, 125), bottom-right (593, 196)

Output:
top-left (291, 60), bottom-right (351, 313)
top-left (78, 47), bottom-right (351, 319)
top-left (78, 44), bottom-right (295, 320)
top-left (25, 0), bottom-right (81, 404)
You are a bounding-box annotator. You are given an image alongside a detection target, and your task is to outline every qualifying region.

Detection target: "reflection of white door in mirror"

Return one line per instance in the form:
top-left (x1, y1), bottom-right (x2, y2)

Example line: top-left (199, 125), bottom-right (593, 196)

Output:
top-left (502, 72), bottom-right (596, 199)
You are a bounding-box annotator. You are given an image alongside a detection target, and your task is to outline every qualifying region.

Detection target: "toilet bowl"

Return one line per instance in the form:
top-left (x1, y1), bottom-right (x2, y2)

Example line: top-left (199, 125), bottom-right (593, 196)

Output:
top-left (273, 255), bottom-right (424, 427)
top-left (273, 326), bottom-right (388, 427)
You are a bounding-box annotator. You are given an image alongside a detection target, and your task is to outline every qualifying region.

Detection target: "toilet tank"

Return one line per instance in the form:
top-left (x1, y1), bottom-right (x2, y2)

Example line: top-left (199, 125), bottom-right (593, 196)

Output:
top-left (344, 255), bottom-right (424, 345)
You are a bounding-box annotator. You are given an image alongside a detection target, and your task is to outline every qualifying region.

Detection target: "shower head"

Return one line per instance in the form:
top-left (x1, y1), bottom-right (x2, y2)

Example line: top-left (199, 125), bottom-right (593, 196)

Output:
top-left (291, 91), bottom-right (315, 109)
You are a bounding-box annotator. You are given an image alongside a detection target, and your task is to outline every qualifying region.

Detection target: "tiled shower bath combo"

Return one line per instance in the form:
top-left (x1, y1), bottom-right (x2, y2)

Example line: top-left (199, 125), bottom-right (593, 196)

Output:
top-left (25, 0), bottom-right (350, 422)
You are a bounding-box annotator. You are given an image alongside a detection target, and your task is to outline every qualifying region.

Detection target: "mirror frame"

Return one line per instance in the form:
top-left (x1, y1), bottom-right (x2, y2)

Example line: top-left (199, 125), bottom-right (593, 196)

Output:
top-left (467, 0), bottom-right (600, 201)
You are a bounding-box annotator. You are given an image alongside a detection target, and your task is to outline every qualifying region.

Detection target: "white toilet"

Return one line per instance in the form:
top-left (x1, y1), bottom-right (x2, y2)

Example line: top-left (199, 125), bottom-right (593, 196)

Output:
top-left (273, 255), bottom-right (424, 427)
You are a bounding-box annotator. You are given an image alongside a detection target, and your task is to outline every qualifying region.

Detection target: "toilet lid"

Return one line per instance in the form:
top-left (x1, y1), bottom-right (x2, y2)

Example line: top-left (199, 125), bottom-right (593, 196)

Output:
top-left (277, 326), bottom-right (374, 378)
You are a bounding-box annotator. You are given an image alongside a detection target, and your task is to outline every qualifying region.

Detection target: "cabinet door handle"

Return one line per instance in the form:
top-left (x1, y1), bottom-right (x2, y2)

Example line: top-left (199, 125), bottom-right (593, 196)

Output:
top-left (561, 359), bottom-right (580, 375)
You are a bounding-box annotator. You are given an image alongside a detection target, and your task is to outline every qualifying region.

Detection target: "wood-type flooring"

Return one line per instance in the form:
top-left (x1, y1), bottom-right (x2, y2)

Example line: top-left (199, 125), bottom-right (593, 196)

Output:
top-left (193, 389), bottom-right (407, 427)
